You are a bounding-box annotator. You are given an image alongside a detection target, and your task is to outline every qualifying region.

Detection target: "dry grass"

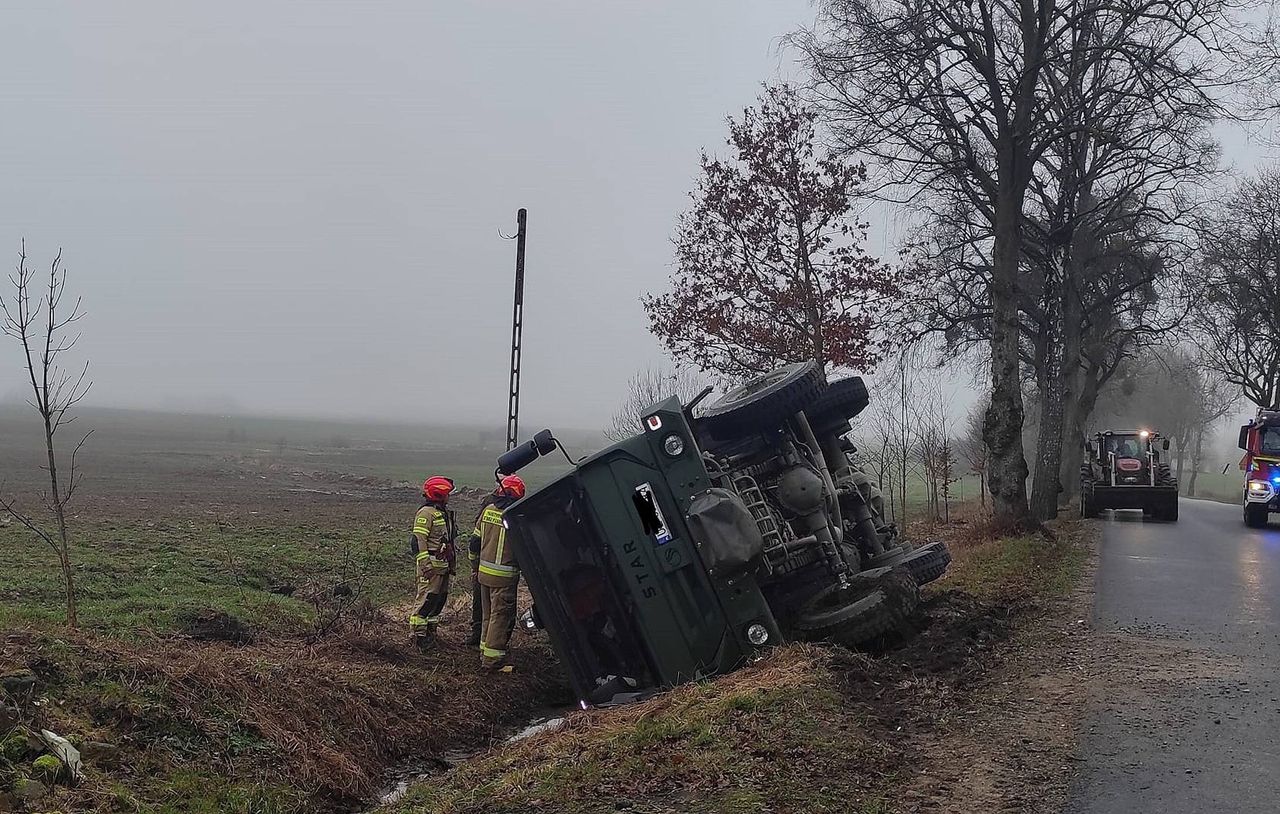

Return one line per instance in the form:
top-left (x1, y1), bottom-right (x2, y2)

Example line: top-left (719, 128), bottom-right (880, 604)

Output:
top-left (394, 645), bottom-right (895, 814)
top-left (1, 615), bottom-right (570, 812)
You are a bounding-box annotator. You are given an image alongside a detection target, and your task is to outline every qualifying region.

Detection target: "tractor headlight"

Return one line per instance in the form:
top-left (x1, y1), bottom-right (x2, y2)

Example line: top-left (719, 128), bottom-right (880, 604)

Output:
top-left (662, 433), bottom-right (685, 457)
top-left (746, 623), bottom-right (770, 646)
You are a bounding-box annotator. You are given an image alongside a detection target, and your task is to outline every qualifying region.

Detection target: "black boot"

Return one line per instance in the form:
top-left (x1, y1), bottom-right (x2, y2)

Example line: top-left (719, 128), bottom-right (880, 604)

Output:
top-left (465, 626), bottom-right (481, 647)
top-left (413, 628), bottom-right (435, 651)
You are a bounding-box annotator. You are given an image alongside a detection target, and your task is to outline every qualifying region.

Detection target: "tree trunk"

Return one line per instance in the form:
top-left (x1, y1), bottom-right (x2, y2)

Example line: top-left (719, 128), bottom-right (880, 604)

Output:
top-left (1059, 356), bottom-right (1099, 503)
top-left (983, 192), bottom-right (1032, 525)
top-left (43, 415), bottom-right (77, 629)
top-left (1188, 425), bottom-right (1205, 496)
top-left (1174, 442), bottom-right (1186, 488)
top-left (900, 369), bottom-right (909, 529)
top-left (1031, 246), bottom-right (1080, 520)
top-left (1057, 365), bottom-right (1086, 505)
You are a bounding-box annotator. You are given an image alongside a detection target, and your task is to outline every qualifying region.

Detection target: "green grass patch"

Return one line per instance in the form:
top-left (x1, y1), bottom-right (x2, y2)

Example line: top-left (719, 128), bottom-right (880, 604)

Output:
top-left (939, 524), bottom-right (1090, 602)
top-left (1182, 470), bottom-right (1241, 504)
top-left (871, 473), bottom-right (983, 526)
top-left (0, 517), bottom-right (409, 635)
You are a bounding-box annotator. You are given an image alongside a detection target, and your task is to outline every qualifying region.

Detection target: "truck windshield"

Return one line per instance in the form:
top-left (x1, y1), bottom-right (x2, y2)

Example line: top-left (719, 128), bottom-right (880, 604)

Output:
top-left (513, 482), bottom-right (655, 696)
top-left (1261, 427), bottom-right (1280, 455)
top-left (1106, 437), bottom-right (1145, 457)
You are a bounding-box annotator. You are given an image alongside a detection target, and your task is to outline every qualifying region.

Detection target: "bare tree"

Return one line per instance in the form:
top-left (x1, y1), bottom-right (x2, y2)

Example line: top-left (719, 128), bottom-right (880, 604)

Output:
top-left (605, 366), bottom-right (708, 443)
top-left (956, 398), bottom-right (991, 509)
top-left (797, 0), bottom-right (1267, 524)
top-left (909, 377), bottom-right (959, 522)
top-left (0, 243), bottom-right (92, 628)
top-left (1194, 167), bottom-right (1280, 408)
top-left (797, 0), bottom-right (1061, 525)
top-left (852, 382), bottom-right (907, 523)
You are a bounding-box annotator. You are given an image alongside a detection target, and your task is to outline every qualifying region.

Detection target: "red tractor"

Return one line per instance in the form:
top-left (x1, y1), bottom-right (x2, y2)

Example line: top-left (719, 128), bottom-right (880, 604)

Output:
top-left (1080, 429), bottom-right (1179, 521)
top-left (1237, 408), bottom-right (1280, 528)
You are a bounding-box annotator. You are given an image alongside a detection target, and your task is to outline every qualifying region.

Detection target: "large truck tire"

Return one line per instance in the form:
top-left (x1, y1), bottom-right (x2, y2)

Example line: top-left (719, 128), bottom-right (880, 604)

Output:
top-left (701, 362), bottom-right (825, 437)
top-left (1245, 502), bottom-right (1269, 528)
top-left (805, 375), bottom-right (870, 424)
top-left (865, 540), bottom-right (950, 586)
top-left (793, 568), bottom-right (919, 649)
top-left (901, 541), bottom-right (951, 586)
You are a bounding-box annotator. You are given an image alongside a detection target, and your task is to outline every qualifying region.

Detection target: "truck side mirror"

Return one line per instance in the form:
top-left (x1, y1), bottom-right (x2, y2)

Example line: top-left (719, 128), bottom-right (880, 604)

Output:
top-left (1162, 439), bottom-right (1170, 451)
top-left (499, 428), bottom-right (559, 476)
top-left (533, 429), bottom-right (557, 455)
top-left (1239, 426), bottom-right (1250, 451)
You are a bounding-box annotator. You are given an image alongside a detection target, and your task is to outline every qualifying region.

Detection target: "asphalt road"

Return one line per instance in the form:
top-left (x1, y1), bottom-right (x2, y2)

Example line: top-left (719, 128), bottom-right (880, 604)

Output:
top-left (1066, 497), bottom-right (1280, 813)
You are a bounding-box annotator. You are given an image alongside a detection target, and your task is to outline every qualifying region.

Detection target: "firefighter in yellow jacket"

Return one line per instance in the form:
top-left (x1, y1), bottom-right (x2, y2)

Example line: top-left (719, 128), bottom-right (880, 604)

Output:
top-left (469, 474), bottom-right (525, 671)
top-left (408, 476), bottom-right (456, 650)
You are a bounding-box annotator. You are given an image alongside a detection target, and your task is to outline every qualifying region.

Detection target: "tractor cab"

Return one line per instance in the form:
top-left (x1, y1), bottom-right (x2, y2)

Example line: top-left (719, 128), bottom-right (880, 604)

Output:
top-left (1098, 430), bottom-right (1161, 484)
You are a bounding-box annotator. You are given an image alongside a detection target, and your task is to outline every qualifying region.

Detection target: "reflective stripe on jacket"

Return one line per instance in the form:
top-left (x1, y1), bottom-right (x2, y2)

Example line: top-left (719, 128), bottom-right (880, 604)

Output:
top-left (412, 505), bottom-right (450, 571)
top-left (473, 497), bottom-right (518, 586)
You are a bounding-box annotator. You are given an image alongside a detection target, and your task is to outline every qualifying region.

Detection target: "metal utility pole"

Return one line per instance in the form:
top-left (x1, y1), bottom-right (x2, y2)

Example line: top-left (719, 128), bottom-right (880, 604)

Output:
top-left (505, 208), bottom-right (528, 451)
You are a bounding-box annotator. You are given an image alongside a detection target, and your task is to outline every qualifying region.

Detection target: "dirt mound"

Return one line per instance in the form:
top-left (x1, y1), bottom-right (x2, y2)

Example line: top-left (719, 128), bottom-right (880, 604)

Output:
top-left (179, 608), bottom-right (257, 645)
top-left (829, 589), bottom-right (1026, 732)
top-left (895, 590), bottom-right (1021, 673)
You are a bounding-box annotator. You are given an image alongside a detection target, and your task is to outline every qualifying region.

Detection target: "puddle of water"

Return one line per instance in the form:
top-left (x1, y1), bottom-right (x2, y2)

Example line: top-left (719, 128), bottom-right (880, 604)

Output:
top-left (508, 716), bottom-right (565, 742)
top-left (376, 778), bottom-right (413, 807)
top-left (368, 751), bottom-right (471, 810)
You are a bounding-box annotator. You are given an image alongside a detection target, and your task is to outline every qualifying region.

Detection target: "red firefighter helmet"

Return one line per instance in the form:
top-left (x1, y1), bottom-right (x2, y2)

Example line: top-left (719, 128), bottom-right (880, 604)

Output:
top-left (422, 476), bottom-right (454, 502)
top-left (499, 474), bottom-right (526, 499)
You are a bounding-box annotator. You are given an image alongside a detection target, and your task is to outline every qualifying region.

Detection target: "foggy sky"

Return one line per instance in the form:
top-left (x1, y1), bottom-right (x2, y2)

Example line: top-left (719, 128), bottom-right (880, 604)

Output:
top-left (1, 2), bottom-right (1275, 441)
top-left (0, 1), bottom-right (814, 431)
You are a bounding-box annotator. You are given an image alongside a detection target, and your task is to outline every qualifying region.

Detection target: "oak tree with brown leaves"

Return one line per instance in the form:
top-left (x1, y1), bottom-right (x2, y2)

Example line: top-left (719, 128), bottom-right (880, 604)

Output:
top-left (644, 84), bottom-right (899, 380)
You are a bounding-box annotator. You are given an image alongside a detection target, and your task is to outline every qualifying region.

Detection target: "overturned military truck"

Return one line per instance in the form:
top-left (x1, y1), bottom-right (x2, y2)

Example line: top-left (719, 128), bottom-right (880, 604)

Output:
top-left (497, 362), bottom-right (950, 706)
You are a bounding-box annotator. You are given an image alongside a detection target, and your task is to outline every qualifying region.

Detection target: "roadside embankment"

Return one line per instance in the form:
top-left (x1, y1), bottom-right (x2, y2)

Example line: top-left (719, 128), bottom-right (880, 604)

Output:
top-left (388, 516), bottom-right (1098, 814)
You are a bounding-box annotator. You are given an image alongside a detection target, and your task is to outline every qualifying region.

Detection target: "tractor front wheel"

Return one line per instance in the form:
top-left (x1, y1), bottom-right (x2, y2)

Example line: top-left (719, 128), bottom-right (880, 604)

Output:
top-left (1081, 488), bottom-right (1100, 519)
